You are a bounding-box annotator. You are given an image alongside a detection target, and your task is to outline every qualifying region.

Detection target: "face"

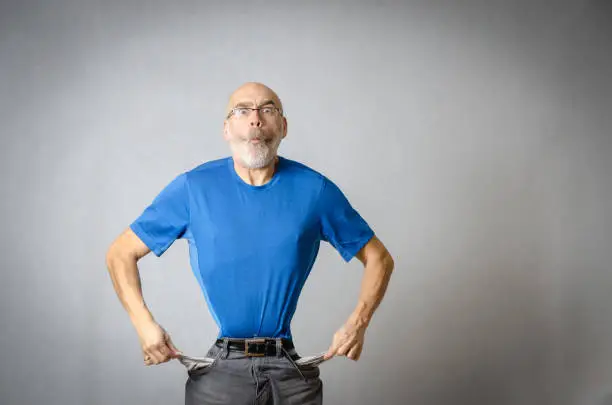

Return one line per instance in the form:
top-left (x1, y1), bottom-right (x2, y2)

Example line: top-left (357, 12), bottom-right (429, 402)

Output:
top-left (223, 84), bottom-right (287, 169)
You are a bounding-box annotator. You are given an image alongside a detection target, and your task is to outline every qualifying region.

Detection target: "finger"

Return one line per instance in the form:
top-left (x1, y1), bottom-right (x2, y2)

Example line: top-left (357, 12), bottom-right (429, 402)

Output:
top-left (165, 335), bottom-right (182, 357)
top-left (143, 352), bottom-right (155, 366)
top-left (324, 340), bottom-right (340, 360)
top-left (355, 345), bottom-right (363, 360)
top-left (325, 327), bottom-right (351, 359)
top-left (324, 345), bottom-right (335, 360)
top-left (158, 344), bottom-right (170, 357)
top-left (162, 342), bottom-right (180, 362)
top-left (148, 347), bottom-right (165, 364)
top-left (347, 344), bottom-right (361, 361)
top-left (157, 345), bottom-right (174, 363)
top-left (143, 351), bottom-right (152, 365)
top-left (336, 340), bottom-right (354, 356)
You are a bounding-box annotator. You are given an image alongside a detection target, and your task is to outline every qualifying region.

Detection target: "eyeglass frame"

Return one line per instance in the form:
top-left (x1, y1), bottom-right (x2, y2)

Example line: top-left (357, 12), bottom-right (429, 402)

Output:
top-left (225, 105), bottom-right (284, 120)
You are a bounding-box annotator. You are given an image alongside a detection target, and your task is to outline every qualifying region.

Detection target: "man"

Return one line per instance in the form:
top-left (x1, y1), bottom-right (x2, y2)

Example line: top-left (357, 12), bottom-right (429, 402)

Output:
top-left (106, 82), bottom-right (395, 405)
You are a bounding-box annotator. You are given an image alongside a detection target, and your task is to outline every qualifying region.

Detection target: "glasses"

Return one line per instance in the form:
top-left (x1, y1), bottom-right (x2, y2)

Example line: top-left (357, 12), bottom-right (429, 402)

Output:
top-left (226, 106), bottom-right (282, 120)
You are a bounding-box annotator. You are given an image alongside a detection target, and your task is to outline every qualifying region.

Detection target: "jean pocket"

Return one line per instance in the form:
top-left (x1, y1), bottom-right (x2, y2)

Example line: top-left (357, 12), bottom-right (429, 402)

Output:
top-left (178, 353), bottom-right (220, 377)
top-left (289, 357), bottom-right (322, 383)
top-left (294, 351), bottom-right (329, 368)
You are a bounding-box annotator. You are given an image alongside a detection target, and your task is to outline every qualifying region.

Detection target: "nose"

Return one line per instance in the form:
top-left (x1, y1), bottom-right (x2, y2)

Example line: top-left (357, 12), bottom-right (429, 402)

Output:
top-left (249, 110), bottom-right (263, 128)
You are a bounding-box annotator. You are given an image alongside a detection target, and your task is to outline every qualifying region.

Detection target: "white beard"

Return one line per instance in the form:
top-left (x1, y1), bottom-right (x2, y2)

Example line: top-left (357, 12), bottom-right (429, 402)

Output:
top-left (229, 130), bottom-right (283, 169)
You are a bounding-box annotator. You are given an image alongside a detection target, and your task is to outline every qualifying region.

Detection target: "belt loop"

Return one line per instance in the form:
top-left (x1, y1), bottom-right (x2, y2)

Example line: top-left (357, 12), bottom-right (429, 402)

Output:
top-left (222, 338), bottom-right (230, 359)
top-left (276, 338), bottom-right (282, 358)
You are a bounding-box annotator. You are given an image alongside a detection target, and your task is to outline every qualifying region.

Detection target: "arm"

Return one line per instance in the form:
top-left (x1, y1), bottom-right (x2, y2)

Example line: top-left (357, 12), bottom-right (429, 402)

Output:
top-left (351, 235), bottom-right (395, 327)
top-left (324, 235), bottom-right (395, 361)
top-left (106, 227), bottom-right (182, 365)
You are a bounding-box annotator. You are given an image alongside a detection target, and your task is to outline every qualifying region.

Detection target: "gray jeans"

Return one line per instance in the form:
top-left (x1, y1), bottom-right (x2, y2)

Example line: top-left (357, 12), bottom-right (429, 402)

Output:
top-left (180, 338), bottom-right (328, 405)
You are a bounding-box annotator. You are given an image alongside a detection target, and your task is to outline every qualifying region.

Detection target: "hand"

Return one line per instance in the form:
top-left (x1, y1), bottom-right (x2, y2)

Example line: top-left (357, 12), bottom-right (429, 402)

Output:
top-left (135, 320), bottom-right (182, 366)
top-left (324, 317), bottom-right (368, 361)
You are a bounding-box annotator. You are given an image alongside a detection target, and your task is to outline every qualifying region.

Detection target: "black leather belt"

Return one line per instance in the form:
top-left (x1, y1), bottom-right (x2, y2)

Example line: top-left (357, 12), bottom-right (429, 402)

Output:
top-left (215, 338), bottom-right (295, 357)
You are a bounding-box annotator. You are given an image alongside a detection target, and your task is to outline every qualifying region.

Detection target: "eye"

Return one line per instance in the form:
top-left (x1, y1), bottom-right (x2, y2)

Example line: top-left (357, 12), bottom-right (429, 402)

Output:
top-left (235, 108), bottom-right (250, 116)
top-left (261, 107), bottom-right (273, 114)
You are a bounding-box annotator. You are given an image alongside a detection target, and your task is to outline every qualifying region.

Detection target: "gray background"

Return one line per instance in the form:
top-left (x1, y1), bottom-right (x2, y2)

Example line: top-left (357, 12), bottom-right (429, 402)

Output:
top-left (1, 1), bottom-right (611, 404)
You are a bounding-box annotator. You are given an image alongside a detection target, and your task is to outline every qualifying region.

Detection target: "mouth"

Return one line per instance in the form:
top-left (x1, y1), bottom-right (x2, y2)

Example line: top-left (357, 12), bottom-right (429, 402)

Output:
top-left (247, 137), bottom-right (267, 144)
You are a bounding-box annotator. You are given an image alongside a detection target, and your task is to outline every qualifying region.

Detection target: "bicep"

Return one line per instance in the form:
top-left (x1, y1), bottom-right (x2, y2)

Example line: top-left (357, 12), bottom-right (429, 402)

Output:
top-left (355, 235), bottom-right (393, 266)
top-left (107, 227), bottom-right (152, 262)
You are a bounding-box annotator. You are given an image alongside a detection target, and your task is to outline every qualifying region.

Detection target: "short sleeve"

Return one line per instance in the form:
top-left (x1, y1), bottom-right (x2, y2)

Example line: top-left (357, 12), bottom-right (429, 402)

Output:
top-left (317, 177), bottom-right (375, 262)
top-left (129, 172), bottom-right (190, 257)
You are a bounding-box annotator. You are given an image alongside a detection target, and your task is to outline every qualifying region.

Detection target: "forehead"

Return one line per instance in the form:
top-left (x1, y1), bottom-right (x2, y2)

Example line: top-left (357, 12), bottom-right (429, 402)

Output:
top-left (226, 84), bottom-right (282, 114)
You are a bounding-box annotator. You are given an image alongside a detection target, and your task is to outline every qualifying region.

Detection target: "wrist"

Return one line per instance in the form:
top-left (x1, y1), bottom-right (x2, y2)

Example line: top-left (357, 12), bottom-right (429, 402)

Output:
top-left (349, 302), bottom-right (373, 329)
top-left (130, 310), bottom-right (155, 331)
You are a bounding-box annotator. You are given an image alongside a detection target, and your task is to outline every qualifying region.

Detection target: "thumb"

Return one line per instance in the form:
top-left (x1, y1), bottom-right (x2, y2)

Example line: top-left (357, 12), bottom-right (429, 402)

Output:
top-left (165, 334), bottom-right (182, 356)
top-left (324, 342), bottom-right (337, 360)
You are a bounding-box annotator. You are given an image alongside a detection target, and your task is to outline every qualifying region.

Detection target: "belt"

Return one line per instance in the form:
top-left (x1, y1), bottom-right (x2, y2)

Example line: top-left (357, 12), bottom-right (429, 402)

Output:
top-left (215, 338), bottom-right (295, 357)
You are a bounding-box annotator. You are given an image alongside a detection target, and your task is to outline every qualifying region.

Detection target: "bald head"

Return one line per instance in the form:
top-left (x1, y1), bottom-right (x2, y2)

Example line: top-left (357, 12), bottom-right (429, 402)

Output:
top-left (225, 82), bottom-right (284, 118)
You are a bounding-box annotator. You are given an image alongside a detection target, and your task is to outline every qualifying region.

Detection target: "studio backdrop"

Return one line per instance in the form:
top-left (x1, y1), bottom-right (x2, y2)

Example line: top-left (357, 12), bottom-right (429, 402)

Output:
top-left (1, 1), bottom-right (611, 404)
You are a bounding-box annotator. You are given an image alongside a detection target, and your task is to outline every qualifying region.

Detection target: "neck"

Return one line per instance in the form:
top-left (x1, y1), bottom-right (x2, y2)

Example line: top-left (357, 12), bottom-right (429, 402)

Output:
top-left (233, 155), bottom-right (279, 186)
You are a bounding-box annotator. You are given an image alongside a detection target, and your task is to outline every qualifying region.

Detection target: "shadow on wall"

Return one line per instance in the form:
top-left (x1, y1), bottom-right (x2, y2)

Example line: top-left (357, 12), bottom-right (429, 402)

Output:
top-left (598, 394), bottom-right (612, 405)
top-left (362, 259), bottom-right (552, 405)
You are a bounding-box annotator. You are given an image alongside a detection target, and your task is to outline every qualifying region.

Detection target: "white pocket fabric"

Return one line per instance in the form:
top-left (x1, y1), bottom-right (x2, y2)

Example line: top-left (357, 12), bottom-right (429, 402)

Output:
top-left (176, 354), bottom-right (217, 372)
top-left (294, 351), bottom-right (329, 367)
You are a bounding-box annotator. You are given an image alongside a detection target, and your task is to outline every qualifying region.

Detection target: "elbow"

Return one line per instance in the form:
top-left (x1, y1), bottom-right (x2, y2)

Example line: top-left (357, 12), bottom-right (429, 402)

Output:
top-left (105, 240), bottom-right (132, 271)
top-left (105, 244), bottom-right (120, 271)
top-left (383, 252), bottom-right (395, 273)
top-left (368, 249), bottom-right (394, 274)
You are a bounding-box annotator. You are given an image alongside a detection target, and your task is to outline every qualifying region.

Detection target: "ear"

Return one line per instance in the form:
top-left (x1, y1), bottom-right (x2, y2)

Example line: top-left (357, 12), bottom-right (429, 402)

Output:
top-left (223, 120), bottom-right (230, 141)
top-left (281, 117), bottom-right (288, 139)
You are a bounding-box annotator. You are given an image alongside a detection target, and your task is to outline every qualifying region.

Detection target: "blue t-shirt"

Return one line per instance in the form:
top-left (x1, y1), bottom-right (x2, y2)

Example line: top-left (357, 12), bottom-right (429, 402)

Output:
top-left (130, 155), bottom-right (374, 339)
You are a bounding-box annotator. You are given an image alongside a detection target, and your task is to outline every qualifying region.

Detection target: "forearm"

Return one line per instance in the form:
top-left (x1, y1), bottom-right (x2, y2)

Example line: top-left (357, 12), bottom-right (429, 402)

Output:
top-left (106, 253), bottom-right (155, 328)
top-left (349, 253), bottom-right (394, 327)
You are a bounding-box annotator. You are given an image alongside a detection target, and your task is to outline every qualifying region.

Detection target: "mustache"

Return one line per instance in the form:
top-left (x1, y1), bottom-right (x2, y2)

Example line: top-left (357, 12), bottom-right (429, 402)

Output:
top-left (245, 129), bottom-right (270, 141)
